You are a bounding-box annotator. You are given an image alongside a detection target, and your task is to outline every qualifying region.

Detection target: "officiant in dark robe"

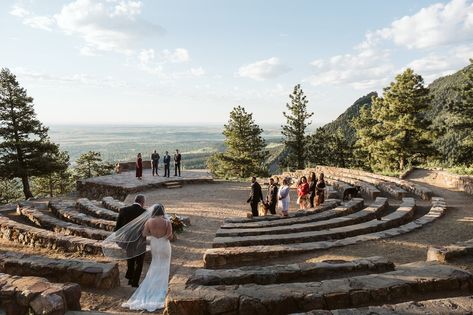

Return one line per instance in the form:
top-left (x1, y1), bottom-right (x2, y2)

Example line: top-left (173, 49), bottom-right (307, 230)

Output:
top-left (115, 194), bottom-right (147, 287)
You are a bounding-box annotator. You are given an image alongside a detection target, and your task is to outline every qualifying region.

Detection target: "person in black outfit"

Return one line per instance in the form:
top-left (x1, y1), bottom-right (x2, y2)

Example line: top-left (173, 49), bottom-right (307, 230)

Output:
top-left (151, 150), bottom-right (160, 176)
top-left (266, 177), bottom-right (279, 215)
top-left (174, 149), bottom-right (181, 177)
top-left (163, 151), bottom-right (171, 177)
top-left (115, 194), bottom-right (147, 287)
top-left (247, 176), bottom-right (263, 217)
top-left (308, 171), bottom-right (317, 208)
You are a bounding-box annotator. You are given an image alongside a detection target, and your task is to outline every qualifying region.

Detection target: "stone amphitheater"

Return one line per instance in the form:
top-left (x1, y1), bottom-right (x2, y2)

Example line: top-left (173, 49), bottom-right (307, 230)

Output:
top-left (1, 167), bottom-right (473, 314)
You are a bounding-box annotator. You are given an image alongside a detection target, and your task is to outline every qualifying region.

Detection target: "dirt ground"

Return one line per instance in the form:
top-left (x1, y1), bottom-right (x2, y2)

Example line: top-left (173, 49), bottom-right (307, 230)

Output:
top-left (1, 170), bottom-right (473, 314)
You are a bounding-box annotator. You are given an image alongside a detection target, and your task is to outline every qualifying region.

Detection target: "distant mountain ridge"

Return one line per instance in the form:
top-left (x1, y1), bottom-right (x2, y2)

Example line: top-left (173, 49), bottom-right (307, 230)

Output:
top-left (320, 63), bottom-right (472, 143)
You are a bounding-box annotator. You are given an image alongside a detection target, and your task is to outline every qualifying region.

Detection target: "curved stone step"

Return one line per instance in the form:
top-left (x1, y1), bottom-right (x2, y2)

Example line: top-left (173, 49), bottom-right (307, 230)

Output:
top-left (101, 196), bottom-right (125, 213)
top-left (212, 198), bottom-right (408, 248)
top-left (223, 200), bottom-right (341, 226)
top-left (76, 198), bottom-right (118, 221)
top-left (17, 204), bottom-right (111, 240)
top-left (0, 214), bottom-right (114, 255)
top-left (0, 250), bottom-right (119, 289)
top-left (165, 262), bottom-right (473, 315)
top-left (204, 198), bottom-right (445, 269)
top-left (0, 273), bottom-right (81, 315)
top-left (293, 295), bottom-right (473, 314)
top-left (49, 200), bottom-right (116, 232)
top-left (216, 198), bottom-right (383, 237)
top-left (325, 174), bottom-right (381, 199)
top-left (188, 256), bottom-right (394, 286)
top-left (221, 199), bottom-right (362, 230)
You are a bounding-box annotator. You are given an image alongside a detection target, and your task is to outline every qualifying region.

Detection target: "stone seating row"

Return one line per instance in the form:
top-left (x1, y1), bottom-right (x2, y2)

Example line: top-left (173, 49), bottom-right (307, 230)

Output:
top-left (315, 166), bottom-right (433, 200)
top-left (324, 174), bottom-right (381, 199)
top-left (216, 198), bottom-right (378, 237)
top-left (204, 197), bottom-right (445, 268)
top-left (188, 256), bottom-right (394, 286)
top-left (76, 198), bottom-right (118, 221)
top-left (0, 215), bottom-right (114, 256)
top-left (212, 197), bottom-right (400, 248)
top-left (0, 250), bottom-right (119, 289)
top-left (293, 296), bottom-right (473, 314)
top-left (101, 196), bottom-right (126, 212)
top-left (165, 262), bottom-right (472, 315)
top-left (49, 200), bottom-right (116, 232)
top-left (427, 237), bottom-right (473, 263)
top-left (0, 272), bottom-right (81, 315)
top-left (325, 179), bottom-right (353, 197)
top-left (17, 204), bottom-right (111, 241)
top-left (221, 199), bottom-right (362, 230)
top-left (223, 200), bottom-right (341, 225)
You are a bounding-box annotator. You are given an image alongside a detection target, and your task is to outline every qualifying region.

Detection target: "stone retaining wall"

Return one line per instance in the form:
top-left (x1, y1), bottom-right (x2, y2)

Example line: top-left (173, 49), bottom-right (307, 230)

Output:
top-left (0, 273), bottom-right (81, 315)
top-left (426, 169), bottom-right (473, 195)
top-left (0, 251), bottom-right (119, 289)
top-left (115, 160), bottom-right (152, 173)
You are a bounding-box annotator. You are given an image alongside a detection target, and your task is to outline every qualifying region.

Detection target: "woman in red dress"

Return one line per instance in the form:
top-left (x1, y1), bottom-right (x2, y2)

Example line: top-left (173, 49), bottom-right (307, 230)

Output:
top-left (136, 153), bottom-right (143, 180)
top-left (297, 176), bottom-right (310, 209)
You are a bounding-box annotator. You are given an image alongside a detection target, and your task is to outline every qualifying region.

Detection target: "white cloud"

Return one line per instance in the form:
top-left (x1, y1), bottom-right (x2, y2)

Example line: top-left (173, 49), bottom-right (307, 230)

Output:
top-left (10, 0), bottom-right (163, 54)
top-left (161, 48), bottom-right (190, 63)
top-left (190, 67), bottom-right (206, 77)
top-left (238, 57), bottom-right (291, 81)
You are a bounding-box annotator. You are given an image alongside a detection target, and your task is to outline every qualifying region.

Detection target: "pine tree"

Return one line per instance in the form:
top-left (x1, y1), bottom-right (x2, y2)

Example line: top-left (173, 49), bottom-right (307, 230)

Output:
top-left (447, 59), bottom-right (473, 165)
top-left (0, 178), bottom-right (22, 204)
top-left (0, 68), bottom-right (64, 199)
top-left (208, 106), bottom-right (268, 178)
top-left (307, 128), bottom-right (332, 166)
top-left (352, 104), bottom-right (380, 170)
top-left (355, 69), bottom-right (432, 171)
top-left (74, 151), bottom-right (114, 179)
top-left (32, 151), bottom-right (74, 197)
top-left (281, 84), bottom-right (314, 170)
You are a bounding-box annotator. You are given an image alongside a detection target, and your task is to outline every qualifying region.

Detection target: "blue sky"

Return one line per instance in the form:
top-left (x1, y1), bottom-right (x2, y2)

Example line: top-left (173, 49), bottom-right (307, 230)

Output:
top-left (1, 0), bottom-right (472, 125)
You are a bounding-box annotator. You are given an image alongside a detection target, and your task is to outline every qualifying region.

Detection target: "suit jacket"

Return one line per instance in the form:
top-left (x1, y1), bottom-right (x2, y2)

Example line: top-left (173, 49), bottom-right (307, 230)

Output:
top-left (163, 154), bottom-right (171, 165)
top-left (247, 182), bottom-right (263, 204)
top-left (267, 184), bottom-right (279, 206)
top-left (115, 203), bottom-right (146, 231)
top-left (174, 153), bottom-right (181, 163)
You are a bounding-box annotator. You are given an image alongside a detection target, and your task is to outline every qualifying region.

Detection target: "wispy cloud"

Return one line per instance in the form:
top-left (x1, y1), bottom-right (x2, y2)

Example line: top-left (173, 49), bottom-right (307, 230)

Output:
top-left (238, 57), bottom-right (291, 81)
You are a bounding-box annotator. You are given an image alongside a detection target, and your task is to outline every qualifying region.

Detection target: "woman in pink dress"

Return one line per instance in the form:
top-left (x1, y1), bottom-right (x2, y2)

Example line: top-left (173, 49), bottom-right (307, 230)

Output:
top-left (136, 153), bottom-right (143, 180)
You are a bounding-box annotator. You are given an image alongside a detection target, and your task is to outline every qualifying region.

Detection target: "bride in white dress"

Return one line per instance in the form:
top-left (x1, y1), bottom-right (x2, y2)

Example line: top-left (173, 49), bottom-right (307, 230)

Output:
top-left (102, 203), bottom-right (173, 312)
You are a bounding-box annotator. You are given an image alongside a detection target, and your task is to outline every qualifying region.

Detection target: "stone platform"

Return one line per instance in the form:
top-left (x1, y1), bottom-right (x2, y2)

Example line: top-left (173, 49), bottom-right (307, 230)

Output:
top-left (77, 169), bottom-right (213, 200)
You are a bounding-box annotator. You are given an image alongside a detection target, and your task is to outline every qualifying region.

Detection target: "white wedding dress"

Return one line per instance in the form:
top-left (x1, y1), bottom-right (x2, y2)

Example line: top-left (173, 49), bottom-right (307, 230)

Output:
top-left (122, 235), bottom-right (172, 311)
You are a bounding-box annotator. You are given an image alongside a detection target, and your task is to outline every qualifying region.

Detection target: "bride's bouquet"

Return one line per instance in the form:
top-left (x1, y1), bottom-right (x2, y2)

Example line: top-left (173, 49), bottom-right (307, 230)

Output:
top-left (170, 214), bottom-right (186, 234)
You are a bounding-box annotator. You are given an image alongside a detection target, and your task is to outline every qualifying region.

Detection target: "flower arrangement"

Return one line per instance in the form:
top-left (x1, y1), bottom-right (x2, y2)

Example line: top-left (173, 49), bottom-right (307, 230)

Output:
top-left (170, 214), bottom-right (186, 234)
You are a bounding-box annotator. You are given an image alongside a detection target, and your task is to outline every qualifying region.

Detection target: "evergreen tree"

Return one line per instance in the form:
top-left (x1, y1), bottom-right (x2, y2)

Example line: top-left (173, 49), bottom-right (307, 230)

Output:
top-left (32, 151), bottom-right (74, 197)
top-left (0, 178), bottom-right (22, 204)
top-left (307, 128), bottom-right (352, 168)
top-left (74, 151), bottom-right (114, 179)
top-left (446, 59), bottom-right (473, 165)
top-left (352, 104), bottom-right (379, 170)
top-left (208, 106), bottom-right (268, 178)
top-left (281, 84), bottom-right (314, 170)
top-left (354, 69), bottom-right (432, 171)
top-left (0, 68), bottom-right (64, 199)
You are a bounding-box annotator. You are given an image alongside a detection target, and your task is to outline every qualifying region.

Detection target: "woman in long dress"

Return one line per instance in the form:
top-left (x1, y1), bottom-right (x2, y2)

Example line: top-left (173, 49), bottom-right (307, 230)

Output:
top-left (278, 177), bottom-right (291, 216)
top-left (121, 204), bottom-right (173, 311)
top-left (136, 153), bottom-right (143, 180)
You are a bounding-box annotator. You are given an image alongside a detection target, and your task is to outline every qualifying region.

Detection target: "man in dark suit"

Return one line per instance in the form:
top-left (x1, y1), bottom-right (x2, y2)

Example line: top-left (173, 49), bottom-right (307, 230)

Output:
top-left (115, 194), bottom-right (147, 287)
top-left (174, 149), bottom-right (182, 177)
top-left (266, 177), bottom-right (279, 215)
top-left (247, 176), bottom-right (263, 216)
top-left (163, 151), bottom-right (171, 177)
top-left (151, 150), bottom-right (160, 176)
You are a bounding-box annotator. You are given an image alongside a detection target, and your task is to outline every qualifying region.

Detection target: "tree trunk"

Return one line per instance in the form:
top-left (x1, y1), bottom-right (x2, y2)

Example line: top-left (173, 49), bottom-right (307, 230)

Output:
top-left (399, 156), bottom-right (405, 171)
top-left (21, 175), bottom-right (33, 199)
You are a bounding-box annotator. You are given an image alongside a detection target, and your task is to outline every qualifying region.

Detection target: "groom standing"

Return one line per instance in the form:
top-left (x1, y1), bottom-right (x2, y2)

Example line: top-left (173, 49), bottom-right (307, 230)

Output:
top-left (115, 194), bottom-right (147, 287)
